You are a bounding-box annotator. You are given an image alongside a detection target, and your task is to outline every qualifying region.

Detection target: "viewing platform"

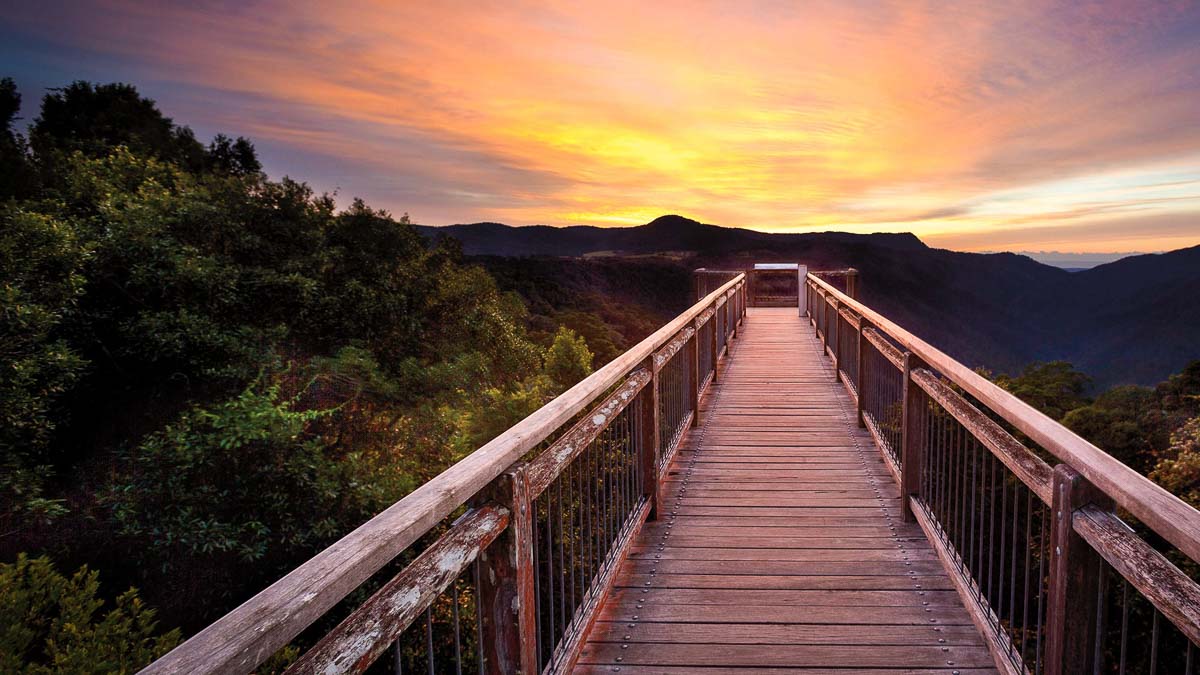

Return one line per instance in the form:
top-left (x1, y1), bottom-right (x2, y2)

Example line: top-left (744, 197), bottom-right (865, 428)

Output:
top-left (145, 268), bottom-right (1200, 675)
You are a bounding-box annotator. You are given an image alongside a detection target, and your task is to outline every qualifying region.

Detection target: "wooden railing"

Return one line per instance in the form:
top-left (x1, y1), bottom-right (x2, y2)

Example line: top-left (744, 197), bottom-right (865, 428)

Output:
top-left (142, 274), bottom-right (747, 675)
top-left (806, 272), bottom-right (1200, 675)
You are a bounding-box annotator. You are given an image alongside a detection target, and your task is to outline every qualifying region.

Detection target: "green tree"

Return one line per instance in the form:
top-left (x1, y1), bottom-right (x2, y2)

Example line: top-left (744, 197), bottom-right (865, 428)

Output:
top-left (206, 134), bottom-right (261, 176)
top-left (554, 310), bottom-right (623, 368)
top-left (31, 82), bottom-right (207, 173)
top-left (1150, 416), bottom-right (1200, 510)
top-left (0, 77), bottom-right (35, 199)
top-left (105, 377), bottom-right (401, 564)
top-left (0, 206), bottom-right (89, 529)
top-left (543, 327), bottom-right (594, 395)
top-left (1062, 385), bottom-right (1163, 472)
top-left (0, 554), bottom-right (178, 674)
top-left (995, 361), bottom-right (1091, 421)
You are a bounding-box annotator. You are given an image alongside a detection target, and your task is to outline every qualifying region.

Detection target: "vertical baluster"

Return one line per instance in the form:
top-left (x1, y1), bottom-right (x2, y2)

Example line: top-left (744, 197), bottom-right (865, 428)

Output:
top-left (1118, 580), bottom-right (1129, 675)
top-left (1022, 489), bottom-right (1034, 665)
top-left (425, 609), bottom-right (434, 675)
top-left (689, 330), bottom-right (700, 428)
top-left (452, 582), bottom-right (462, 675)
top-left (1149, 611), bottom-right (1160, 674)
top-left (1092, 562), bottom-right (1108, 672)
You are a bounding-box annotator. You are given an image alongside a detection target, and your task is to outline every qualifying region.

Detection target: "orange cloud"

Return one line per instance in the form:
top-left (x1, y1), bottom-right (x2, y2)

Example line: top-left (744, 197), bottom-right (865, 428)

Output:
top-left (5, 0), bottom-right (1200, 250)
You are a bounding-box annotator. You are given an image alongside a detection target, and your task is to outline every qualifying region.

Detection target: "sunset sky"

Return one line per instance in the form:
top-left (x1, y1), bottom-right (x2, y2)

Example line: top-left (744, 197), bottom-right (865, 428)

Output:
top-left (4, 1), bottom-right (1200, 255)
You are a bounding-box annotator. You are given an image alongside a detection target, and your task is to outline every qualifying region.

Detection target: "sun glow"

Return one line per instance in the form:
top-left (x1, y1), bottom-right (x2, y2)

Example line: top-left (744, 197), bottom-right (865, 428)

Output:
top-left (4, 0), bottom-right (1199, 251)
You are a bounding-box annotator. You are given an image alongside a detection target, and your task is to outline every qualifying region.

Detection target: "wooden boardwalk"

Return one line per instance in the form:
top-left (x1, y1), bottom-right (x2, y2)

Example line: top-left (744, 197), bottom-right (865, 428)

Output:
top-left (578, 308), bottom-right (996, 673)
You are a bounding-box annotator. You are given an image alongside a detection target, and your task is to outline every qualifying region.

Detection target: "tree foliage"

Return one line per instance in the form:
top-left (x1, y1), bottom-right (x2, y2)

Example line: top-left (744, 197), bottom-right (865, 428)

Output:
top-left (994, 361), bottom-right (1091, 421)
top-left (0, 554), bottom-right (178, 674)
top-left (0, 79), bottom-right (564, 642)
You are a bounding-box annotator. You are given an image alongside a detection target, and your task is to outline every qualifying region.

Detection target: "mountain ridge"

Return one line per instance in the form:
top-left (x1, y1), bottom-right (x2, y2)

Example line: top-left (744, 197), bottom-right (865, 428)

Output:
top-left (419, 216), bottom-right (1200, 387)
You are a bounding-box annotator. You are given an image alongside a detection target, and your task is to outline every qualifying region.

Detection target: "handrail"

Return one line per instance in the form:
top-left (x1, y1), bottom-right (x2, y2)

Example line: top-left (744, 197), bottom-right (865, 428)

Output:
top-left (145, 273), bottom-right (746, 675)
top-left (806, 272), bottom-right (1200, 564)
top-left (806, 270), bottom-right (1200, 674)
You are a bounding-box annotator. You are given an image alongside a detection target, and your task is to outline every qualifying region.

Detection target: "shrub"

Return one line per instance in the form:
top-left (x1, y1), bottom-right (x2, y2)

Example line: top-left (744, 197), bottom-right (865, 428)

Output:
top-left (0, 554), bottom-right (178, 674)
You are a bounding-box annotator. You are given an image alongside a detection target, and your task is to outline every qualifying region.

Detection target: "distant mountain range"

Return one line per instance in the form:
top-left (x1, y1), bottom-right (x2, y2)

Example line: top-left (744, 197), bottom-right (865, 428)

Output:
top-left (419, 215), bottom-right (1200, 387)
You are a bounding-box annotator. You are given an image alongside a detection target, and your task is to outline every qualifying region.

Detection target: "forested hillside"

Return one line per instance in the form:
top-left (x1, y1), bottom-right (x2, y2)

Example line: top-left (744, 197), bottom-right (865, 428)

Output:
top-left (426, 217), bottom-right (1200, 388)
top-left (0, 80), bottom-right (597, 671)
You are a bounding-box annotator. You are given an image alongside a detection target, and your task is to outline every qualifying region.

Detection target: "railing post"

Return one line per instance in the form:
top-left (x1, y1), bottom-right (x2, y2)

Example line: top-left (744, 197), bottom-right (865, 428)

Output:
top-left (709, 307), bottom-right (719, 383)
top-left (823, 295), bottom-right (832, 355)
top-left (846, 268), bottom-right (859, 300)
top-left (639, 357), bottom-right (660, 521)
top-left (476, 466), bottom-right (537, 675)
top-left (900, 352), bottom-right (928, 522)
top-left (689, 322), bottom-right (700, 428)
top-left (856, 318), bottom-right (870, 428)
top-left (1046, 465), bottom-right (1115, 675)
top-left (831, 299), bottom-right (841, 382)
top-left (734, 277), bottom-right (744, 321)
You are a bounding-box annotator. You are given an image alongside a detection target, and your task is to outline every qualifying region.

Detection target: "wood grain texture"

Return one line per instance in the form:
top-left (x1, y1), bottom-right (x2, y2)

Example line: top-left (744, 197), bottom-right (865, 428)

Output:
top-left (579, 308), bottom-right (996, 673)
top-left (1072, 504), bottom-right (1200, 646)
top-left (283, 505), bottom-right (509, 675)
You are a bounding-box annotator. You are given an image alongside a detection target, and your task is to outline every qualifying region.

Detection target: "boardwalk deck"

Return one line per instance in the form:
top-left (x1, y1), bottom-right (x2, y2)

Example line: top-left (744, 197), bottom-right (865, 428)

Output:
top-left (578, 308), bottom-right (996, 673)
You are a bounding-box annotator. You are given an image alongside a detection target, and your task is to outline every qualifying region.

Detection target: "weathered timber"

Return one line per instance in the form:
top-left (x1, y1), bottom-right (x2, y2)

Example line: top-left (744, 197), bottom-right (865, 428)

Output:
top-left (863, 326), bottom-right (904, 370)
top-left (580, 308), bottom-right (995, 672)
top-left (1072, 504), bottom-right (1200, 646)
top-left (807, 272), bottom-right (1200, 564)
top-left (639, 359), bottom-right (660, 521)
top-left (855, 317), bottom-right (870, 428)
top-left (911, 368), bottom-right (1053, 505)
top-left (476, 469), bottom-right (537, 674)
top-left (524, 368), bottom-right (651, 498)
top-left (688, 329), bottom-right (700, 428)
top-left (284, 505), bottom-right (509, 675)
top-left (1045, 465), bottom-right (1114, 675)
top-left (652, 326), bottom-right (694, 373)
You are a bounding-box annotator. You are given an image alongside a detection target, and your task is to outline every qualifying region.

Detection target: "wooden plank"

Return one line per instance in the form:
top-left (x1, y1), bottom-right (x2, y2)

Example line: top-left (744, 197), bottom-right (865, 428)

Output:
top-left (606, 587), bottom-right (964, 607)
top-left (598, 602), bottom-right (975, 625)
top-left (576, 662), bottom-right (988, 667)
top-left (616, 573), bottom-right (955, 591)
top-left (578, 643), bottom-right (996, 669)
top-left (587, 620), bottom-right (981, 644)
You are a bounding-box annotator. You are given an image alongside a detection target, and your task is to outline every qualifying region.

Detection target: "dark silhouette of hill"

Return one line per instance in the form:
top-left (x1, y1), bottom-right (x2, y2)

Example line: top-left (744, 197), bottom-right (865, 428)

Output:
top-left (419, 215), bottom-right (925, 257)
top-left (421, 216), bottom-right (1200, 387)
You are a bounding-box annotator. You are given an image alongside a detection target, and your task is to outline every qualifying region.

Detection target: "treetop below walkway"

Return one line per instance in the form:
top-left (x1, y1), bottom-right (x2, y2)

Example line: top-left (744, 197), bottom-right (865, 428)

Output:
top-left (143, 268), bottom-right (1200, 675)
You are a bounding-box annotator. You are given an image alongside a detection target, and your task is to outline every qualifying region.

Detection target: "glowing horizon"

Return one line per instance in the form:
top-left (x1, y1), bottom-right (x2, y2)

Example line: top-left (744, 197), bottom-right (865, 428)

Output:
top-left (4, 1), bottom-right (1199, 253)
